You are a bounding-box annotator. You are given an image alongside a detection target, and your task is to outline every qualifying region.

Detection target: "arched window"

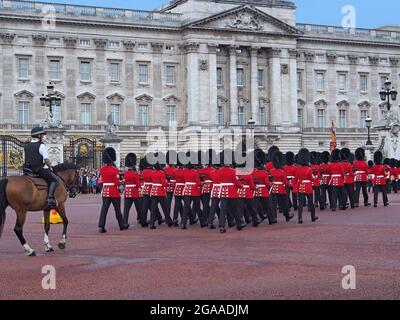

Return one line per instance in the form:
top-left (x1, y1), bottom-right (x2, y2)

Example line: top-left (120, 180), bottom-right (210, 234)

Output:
top-left (314, 99), bottom-right (328, 128)
top-left (336, 100), bottom-right (350, 129)
top-left (358, 101), bottom-right (371, 128)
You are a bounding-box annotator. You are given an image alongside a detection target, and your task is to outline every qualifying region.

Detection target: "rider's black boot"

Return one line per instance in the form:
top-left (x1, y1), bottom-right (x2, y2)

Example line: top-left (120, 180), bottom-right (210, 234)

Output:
top-left (47, 182), bottom-right (58, 208)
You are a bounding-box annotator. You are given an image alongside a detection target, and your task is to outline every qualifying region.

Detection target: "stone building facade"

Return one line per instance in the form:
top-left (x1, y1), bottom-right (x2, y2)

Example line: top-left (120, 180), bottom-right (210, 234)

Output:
top-left (0, 0), bottom-right (399, 160)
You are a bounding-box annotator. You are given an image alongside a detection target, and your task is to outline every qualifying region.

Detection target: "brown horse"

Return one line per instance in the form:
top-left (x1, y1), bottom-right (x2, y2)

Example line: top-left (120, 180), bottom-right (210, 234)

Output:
top-left (0, 163), bottom-right (78, 256)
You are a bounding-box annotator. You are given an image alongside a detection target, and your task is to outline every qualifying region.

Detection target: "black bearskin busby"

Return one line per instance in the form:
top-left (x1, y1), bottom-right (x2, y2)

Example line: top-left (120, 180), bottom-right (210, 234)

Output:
top-left (355, 148), bottom-right (365, 161)
top-left (285, 152), bottom-right (295, 166)
top-left (340, 148), bottom-right (351, 161)
top-left (374, 151), bottom-right (383, 165)
top-left (321, 151), bottom-right (330, 164)
top-left (331, 149), bottom-right (341, 163)
top-left (272, 151), bottom-right (284, 170)
top-left (254, 149), bottom-right (266, 169)
top-left (267, 145), bottom-right (280, 162)
top-left (310, 151), bottom-right (319, 165)
top-left (103, 147), bottom-right (116, 165)
top-left (297, 148), bottom-right (310, 166)
top-left (125, 153), bottom-right (137, 168)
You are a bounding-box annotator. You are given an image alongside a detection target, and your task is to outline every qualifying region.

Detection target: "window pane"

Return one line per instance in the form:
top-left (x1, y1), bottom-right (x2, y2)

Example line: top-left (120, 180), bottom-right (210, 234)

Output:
top-left (111, 104), bottom-right (120, 125)
top-left (339, 110), bottom-right (346, 128)
top-left (258, 69), bottom-right (264, 87)
top-left (259, 107), bottom-right (266, 125)
top-left (167, 105), bottom-right (176, 126)
top-left (139, 104), bottom-right (148, 126)
top-left (317, 109), bottom-right (325, 128)
top-left (18, 102), bottom-right (29, 124)
top-left (217, 68), bottom-right (223, 86)
top-left (238, 106), bottom-right (244, 125)
top-left (297, 109), bottom-right (303, 128)
top-left (80, 62), bottom-right (91, 81)
top-left (217, 106), bottom-right (224, 126)
top-left (360, 110), bottom-right (368, 128)
top-left (297, 72), bottom-right (302, 91)
top-left (166, 66), bottom-right (175, 85)
top-left (360, 75), bottom-right (368, 91)
top-left (18, 58), bottom-right (29, 79)
top-left (237, 68), bottom-right (244, 86)
top-left (316, 73), bottom-right (325, 91)
top-left (80, 103), bottom-right (91, 125)
top-left (110, 63), bottom-right (120, 82)
top-left (49, 60), bottom-right (60, 80)
top-left (338, 74), bottom-right (347, 91)
top-left (139, 64), bottom-right (149, 83)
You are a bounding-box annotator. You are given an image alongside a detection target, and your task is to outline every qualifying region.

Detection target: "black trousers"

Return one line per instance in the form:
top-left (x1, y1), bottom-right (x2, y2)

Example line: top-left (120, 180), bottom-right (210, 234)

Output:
top-left (166, 192), bottom-right (174, 217)
top-left (392, 180), bottom-right (398, 193)
top-left (354, 182), bottom-right (369, 206)
top-left (38, 168), bottom-right (58, 184)
top-left (219, 198), bottom-right (243, 228)
top-left (331, 186), bottom-right (346, 210)
top-left (271, 194), bottom-right (289, 218)
top-left (150, 196), bottom-right (172, 226)
top-left (320, 184), bottom-right (331, 209)
top-left (208, 198), bottom-right (220, 225)
top-left (255, 197), bottom-right (275, 223)
top-left (123, 198), bottom-right (143, 225)
top-left (344, 183), bottom-right (355, 208)
top-left (143, 195), bottom-right (162, 224)
top-left (99, 197), bottom-right (124, 229)
top-left (182, 196), bottom-right (206, 226)
top-left (298, 193), bottom-right (316, 221)
top-left (173, 195), bottom-right (184, 223)
top-left (313, 186), bottom-right (322, 207)
top-left (373, 186), bottom-right (388, 205)
top-left (238, 198), bottom-right (258, 224)
top-left (286, 188), bottom-right (298, 210)
top-left (201, 193), bottom-right (211, 224)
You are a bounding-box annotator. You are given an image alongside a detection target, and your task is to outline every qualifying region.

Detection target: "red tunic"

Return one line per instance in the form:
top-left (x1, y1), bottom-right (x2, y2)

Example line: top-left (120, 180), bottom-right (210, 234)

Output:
top-left (141, 169), bottom-right (153, 196)
top-left (150, 170), bottom-right (168, 197)
top-left (210, 169), bottom-right (221, 199)
top-left (329, 163), bottom-right (345, 187)
top-left (371, 165), bottom-right (387, 186)
top-left (183, 169), bottom-right (202, 197)
top-left (353, 160), bottom-right (369, 182)
top-left (295, 166), bottom-right (314, 194)
top-left (218, 166), bottom-right (242, 199)
top-left (390, 167), bottom-right (398, 182)
top-left (265, 162), bottom-right (275, 173)
top-left (237, 170), bottom-right (256, 199)
top-left (252, 168), bottom-right (272, 198)
top-left (198, 166), bottom-right (214, 194)
top-left (270, 168), bottom-right (288, 195)
top-left (341, 162), bottom-right (355, 184)
top-left (319, 163), bottom-right (331, 185)
top-left (283, 165), bottom-right (297, 189)
top-left (173, 168), bottom-right (185, 197)
top-left (310, 164), bottom-right (321, 187)
top-left (124, 170), bottom-right (142, 198)
top-left (100, 165), bottom-right (121, 198)
top-left (164, 166), bottom-right (176, 193)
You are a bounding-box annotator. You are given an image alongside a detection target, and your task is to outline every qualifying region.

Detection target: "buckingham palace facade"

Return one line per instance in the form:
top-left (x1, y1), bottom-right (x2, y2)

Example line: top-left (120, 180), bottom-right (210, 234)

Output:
top-left (0, 0), bottom-right (399, 156)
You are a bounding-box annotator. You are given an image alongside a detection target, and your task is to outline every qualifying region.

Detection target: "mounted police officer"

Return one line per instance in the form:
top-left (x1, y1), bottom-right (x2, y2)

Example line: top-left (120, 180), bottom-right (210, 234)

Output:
top-left (23, 127), bottom-right (58, 208)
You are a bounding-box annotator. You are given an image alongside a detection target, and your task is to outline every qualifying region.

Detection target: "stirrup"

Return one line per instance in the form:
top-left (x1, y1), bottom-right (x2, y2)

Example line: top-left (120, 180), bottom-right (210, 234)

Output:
top-left (47, 198), bottom-right (58, 209)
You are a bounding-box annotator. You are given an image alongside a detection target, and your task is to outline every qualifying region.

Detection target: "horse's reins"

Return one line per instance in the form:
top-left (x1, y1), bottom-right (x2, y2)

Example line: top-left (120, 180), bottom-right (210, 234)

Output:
top-left (54, 169), bottom-right (79, 198)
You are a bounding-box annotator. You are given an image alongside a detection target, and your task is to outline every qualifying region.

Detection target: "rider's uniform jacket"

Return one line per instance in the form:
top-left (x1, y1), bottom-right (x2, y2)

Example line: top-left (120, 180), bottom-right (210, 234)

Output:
top-left (24, 139), bottom-right (49, 172)
top-left (100, 165), bottom-right (121, 198)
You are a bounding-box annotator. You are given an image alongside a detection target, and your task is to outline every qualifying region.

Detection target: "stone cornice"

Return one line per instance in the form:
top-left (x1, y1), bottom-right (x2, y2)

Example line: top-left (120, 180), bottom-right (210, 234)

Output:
top-left (122, 40), bottom-right (136, 50)
top-left (369, 56), bottom-right (379, 65)
top-left (326, 52), bottom-right (337, 64)
top-left (93, 38), bottom-right (108, 49)
top-left (32, 34), bottom-right (47, 45)
top-left (0, 33), bottom-right (15, 44)
top-left (303, 51), bottom-right (315, 62)
top-left (181, 42), bottom-right (200, 54)
top-left (389, 57), bottom-right (400, 67)
top-left (269, 48), bottom-right (282, 58)
top-left (151, 42), bottom-right (164, 53)
top-left (207, 43), bottom-right (219, 54)
top-left (63, 36), bottom-right (77, 48)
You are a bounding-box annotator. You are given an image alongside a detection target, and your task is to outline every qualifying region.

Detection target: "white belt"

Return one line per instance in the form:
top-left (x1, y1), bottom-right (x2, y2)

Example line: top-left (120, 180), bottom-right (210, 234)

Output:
top-left (376, 175), bottom-right (385, 178)
top-left (331, 175), bottom-right (341, 177)
top-left (322, 175), bottom-right (330, 177)
top-left (185, 182), bottom-right (197, 185)
top-left (103, 183), bottom-right (114, 186)
top-left (220, 183), bottom-right (234, 186)
top-left (300, 180), bottom-right (311, 183)
top-left (175, 183), bottom-right (185, 186)
top-left (125, 184), bottom-right (137, 187)
top-left (256, 184), bottom-right (266, 188)
top-left (355, 171), bottom-right (365, 174)
top-left (204, 180), bottom-right (212, 183)
top-left (170, 180), bottom-right (176, 182)
top-left (152, 184), bottom-right (163, 187)
top-left (287, 176), bottom-right (295, 179)
top-left (273, 182), bottom-right (284, 185)
top-left (241, 186), bottom-right (250, 189)
top-left (144, 182), bottom-right (153, 185)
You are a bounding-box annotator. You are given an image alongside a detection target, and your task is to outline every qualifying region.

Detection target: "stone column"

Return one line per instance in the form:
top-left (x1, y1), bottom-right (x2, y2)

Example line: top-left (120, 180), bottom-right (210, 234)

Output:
top-left (63, 37), bottom-right (78, 123)
top-left (288, 49), bottom-right (298, 126)
top-left (151, 42), bottom-right (164, 126)
top-left (208, 44), bottom-right (218, 126)
top-left (123, 40), bottom-right (135, 125)
top-left (184, 42), bottom-right (200, 126)
top-left (45, 128), bottom-right (66, 165)
top-left (32, 34), bottom-right (47, 122)
top-left (229, 46), bottom-right (238, 125)
top-left (0, 33), bottom-right (15, 122)
top-left (94, 38), bottom-right (108, 123)
top-left (269, 48), bottom-right (282, 126)
top-left (250, 47), bottom-right (260, 123)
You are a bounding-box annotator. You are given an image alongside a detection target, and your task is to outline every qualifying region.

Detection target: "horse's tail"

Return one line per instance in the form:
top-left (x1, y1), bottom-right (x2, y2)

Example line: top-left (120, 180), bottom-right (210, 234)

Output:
top-left (0, 179), bottom-right (9, 238)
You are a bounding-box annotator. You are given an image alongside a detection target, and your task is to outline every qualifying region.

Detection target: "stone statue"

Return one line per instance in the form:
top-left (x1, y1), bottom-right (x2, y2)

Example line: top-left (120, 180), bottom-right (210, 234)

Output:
top-left (106, 113), bottom-right (117, 137)
top-left (227, 12), bottom-right (262, 31)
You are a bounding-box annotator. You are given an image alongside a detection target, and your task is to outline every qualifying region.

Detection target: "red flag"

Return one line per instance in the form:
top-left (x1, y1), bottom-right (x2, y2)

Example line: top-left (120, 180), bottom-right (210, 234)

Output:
top-left (330, 121), bottom-right (337, 151)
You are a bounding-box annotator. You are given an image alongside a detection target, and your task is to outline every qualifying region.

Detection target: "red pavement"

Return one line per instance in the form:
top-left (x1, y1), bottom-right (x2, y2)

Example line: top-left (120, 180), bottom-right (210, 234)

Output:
top-left (0, 193), bottom-right (400, 300)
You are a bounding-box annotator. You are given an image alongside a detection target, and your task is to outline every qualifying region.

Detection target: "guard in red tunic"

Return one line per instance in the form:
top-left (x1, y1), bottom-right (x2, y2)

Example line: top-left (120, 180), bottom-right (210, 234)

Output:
top-left (371, 151), bottom-right (389, 207)
top-left (140, 156), bottom-right (153, 225)
top-left (295, 148), bottom-right (318, 224)
top-left (389, 159), bottom-right (398, 194)
top-left (383, 158), bottom-right (391, 194)
top-left (310, 152), bottom-right (322, 208)
top-left (253, 149), bottom-right (275, 224)
top-left (164, 151), bottom-right (177, 218)
top-left (283, 152), bottom-right (298, 211)
top-left (198, 150), bottom-right (214, 225)
top-left (149, 161), bottom-right (173, 229)
top-left (353, 148), bottom-right (370, 207)
top-left (340, 148), bottom-right (355, 209)
top-left (172, 158), bottom-right (185, 227)
top-left (98, 147), bottom-right (125, 233)
top-left (208, 161), bottom-right (221, 229)
top-left (270, 152), bottom-right (293, 222)
top-left (218, 150), bottom-right (246, 233)
top-left (123, 153), bottom-right (145, 229)
top-left (329, 149), bottom-right (346, 211)
top-left (319, 151), bottom-right (331, 210)
top-left (181, 161), bottom-right (207, 230)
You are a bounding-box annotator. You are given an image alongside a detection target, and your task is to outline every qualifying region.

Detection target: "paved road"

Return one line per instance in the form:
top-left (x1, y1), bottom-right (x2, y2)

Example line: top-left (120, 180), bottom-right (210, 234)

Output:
top-left (0, 193), bottom-right (399, 300)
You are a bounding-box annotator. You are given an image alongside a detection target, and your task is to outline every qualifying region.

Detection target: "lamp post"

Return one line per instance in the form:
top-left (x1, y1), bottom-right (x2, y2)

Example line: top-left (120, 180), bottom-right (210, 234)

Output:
top-left (379, 79), bottom-right (398, 111)
top-left (365, 116), bottom-right (372, 146)
top-left (40, 82), bottom-right (62, 128)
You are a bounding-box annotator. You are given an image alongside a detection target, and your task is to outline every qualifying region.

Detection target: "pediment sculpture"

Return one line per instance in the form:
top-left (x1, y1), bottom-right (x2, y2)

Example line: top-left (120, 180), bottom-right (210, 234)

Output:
top-left (227, 12), bottom-right (262, 31)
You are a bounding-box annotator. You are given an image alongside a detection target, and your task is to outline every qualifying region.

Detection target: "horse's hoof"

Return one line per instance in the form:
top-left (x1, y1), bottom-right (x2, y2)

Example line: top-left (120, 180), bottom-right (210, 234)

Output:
top-left (28, 251), bottom-right (36, 257)
top-left (45, 247), bottom-right (54, 253)
top-left (58, 242), bottom-right (66, 250)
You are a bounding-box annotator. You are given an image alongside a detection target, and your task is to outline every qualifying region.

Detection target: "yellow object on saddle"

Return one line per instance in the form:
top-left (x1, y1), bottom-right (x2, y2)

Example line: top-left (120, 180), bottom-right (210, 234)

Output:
top-left (42, 210), bottom-right (63, 224)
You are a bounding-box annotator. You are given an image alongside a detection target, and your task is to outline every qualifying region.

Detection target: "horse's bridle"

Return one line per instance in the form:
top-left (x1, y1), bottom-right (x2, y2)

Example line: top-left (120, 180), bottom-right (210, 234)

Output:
top-left (55, 169), bottom-right (79, 199)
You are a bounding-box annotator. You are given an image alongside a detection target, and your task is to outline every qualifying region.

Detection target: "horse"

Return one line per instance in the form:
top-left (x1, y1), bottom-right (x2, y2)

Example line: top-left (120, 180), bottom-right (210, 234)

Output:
top-left (0, 163), bottom-right (78, 256)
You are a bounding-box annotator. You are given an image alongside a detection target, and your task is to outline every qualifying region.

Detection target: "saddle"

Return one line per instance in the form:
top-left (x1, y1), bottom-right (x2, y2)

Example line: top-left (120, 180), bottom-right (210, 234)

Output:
top-left (22, 169), bottom-right (48, 190)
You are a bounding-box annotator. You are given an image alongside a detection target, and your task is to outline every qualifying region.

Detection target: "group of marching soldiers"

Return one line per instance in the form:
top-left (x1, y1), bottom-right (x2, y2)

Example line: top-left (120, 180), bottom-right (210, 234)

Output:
top-left (97, 145), bottom-right (394, 234)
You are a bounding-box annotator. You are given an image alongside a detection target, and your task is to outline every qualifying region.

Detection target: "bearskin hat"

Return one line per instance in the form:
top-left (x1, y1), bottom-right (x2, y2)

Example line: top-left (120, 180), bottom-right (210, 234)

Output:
top-left (340, 148), bottom-right (351, 161)
top-left (390, 158), bottom-right (396, 168)
top-left (383, 158), bottom-right (390, 166)
top-left (310, 151), bottom-right (319, 165)
top-left (254, 149), bottom-right (266, 168)
top-left (321, 151), bottom-right (330, 164)
top-left (103, 147), bottom-right (116, 165)
top-left (331, 149), bottom-right (341, 163)
top-left (368, 160), bottom-right (374, 167)
top-left (297, 148), bottom-right (310, 166)
top-left (267, 145), bottom-right (280, 162)
top-left (349, 153), bottom-right (355, 164)
top-left (285, 152), bottom-right (295, 166)
top-left (272, 151), bottom-right (284, 169)
top-left (355, 148), bottom-right (365, 161)
top-left (125, 153), bottom-right (137, 168)
top-left (374, 151), bottom-right (383, 165)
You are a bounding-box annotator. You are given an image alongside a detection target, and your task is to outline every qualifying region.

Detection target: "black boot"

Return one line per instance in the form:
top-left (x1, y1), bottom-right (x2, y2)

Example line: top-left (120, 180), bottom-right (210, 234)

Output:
top-left (47, 182), bottom-right (58, 208)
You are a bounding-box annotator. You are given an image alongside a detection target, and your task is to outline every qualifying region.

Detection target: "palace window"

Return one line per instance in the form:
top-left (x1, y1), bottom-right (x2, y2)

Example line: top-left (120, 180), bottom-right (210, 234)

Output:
top-left (139, 64), bottom-right (149, 84)
top-left (79, 39), bottom-right (90, 47)
top-left (138, 43), bottom-right (147, 49)
top-left (315, 72), bottom-right (325, 91)
top-left (339, 110), bottom-right (347, 128)
top-left (360, 110), bottom-right (368, 128)
top-left (80, 103), bottom-right (92, 125)
top-left (297, 71), bottom-right (303, 91)
top-left (217, 106), bottom-right (224, 126)
top-left (18, 58), bottom-right (29, 79)
top-left (18, 101), bottom-right (29, 124)
top-left (359, 74), bottom-right (368, 92)
top-left (110, 63), bottom-right (120, 82)
top-left (109, 41), bottom-right (120, 49)
top-left (139, 104), bottom-right (149, 126)
top-left (338, 73), bottom-right (347, 91)
top-left (380, 75), bottom-right (389, 89)
top-left (238, 106), bottom-right (245, 126)
top-left (111, 104), bottom-right (120, 125)
top-left (165, 45), bottom-right (174, 51)
top-left (258, 69), bottom-right (264, 87)
top-left (167, 105), bottom-right (176, 126)
top-left (259, 107), bottom-right (266, 125)
top-left (166, 65), bottom-right (175, 85)
top-left (317, 109), bottom-right (325, 128)
top-left (53, 103), bottom-right (61, 122)
top-left (237, 68), bottom-right (245, 87)
top-left (297, 109), bottom-right (303, 128)
top-left (217, 68), bottom-right (223, 86)
top-left (80, 61), bottom-right (91, 81)
top-left (49, 60), bottom-right (61, 81)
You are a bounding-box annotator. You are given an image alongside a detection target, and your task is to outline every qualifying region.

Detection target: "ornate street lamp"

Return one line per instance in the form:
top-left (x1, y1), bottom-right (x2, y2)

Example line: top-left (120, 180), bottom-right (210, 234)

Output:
top-left (379, 79), bottom-right (398, 111)
top-left (365, 116), bottom-right (373, 146)
top-left (40, 82), bottom-right (62, 128)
